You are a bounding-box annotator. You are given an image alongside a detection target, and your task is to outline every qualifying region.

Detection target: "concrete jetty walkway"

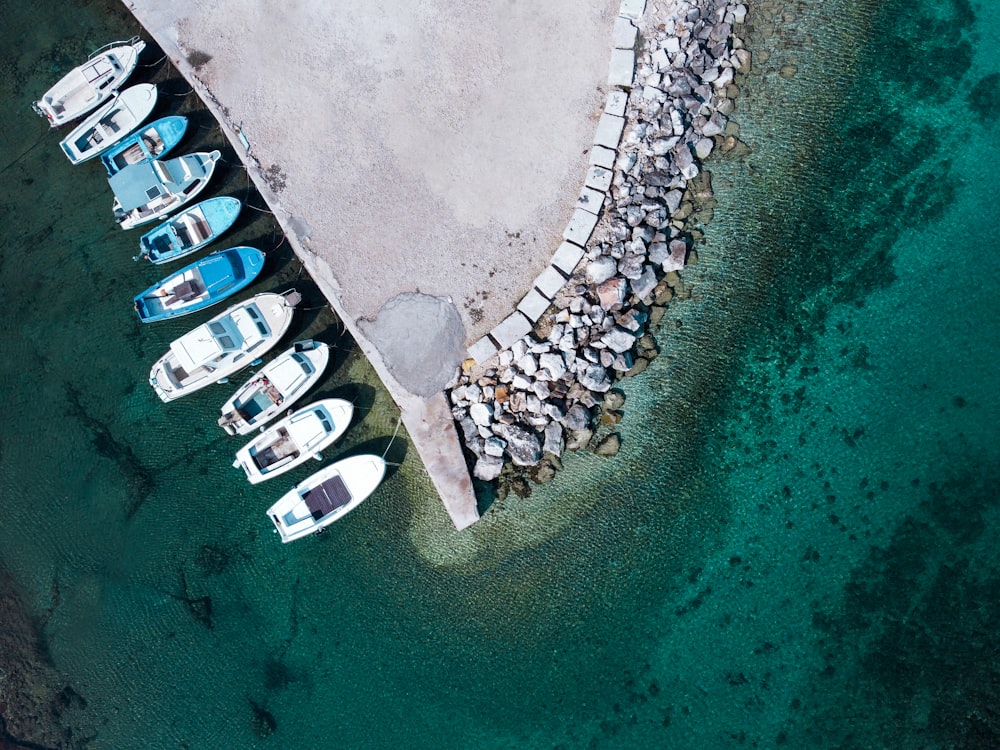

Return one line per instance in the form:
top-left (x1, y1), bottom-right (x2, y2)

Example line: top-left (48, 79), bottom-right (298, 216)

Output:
top-left (124, 0), bottom-right (617, 528)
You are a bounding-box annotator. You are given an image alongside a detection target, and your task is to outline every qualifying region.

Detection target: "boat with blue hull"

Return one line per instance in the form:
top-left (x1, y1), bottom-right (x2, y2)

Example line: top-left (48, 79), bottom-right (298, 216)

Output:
top-left (101, 115), bottom-right (188, 176)
top-left (111, 150), bottom-right (222, 230)
top-left (136, 196), bottom-right (242, 264)
top-left (133, 246), bottom-right (266, 323)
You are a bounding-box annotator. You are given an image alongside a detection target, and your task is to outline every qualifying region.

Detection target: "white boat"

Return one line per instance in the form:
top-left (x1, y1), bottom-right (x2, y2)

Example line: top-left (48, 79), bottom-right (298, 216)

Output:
top-left (110, 150), bottom-right (221, 230)
top-left (218, 340), bottom-right (331, 435)
top-left (33, 37), bottom-right (146, 128)
top-left (233, 398), bottom-right (354, 484)
top-left (148, 290), bottom-right (301, 403)
top-left (266, 455), bottom-right (386, 543)
top-left (59, 83), bottom-right (158, 164)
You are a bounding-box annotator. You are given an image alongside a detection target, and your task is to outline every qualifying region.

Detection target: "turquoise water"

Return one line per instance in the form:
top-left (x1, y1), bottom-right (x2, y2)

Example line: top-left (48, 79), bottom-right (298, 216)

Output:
top-left (1, 0), bottom-right (998, 747)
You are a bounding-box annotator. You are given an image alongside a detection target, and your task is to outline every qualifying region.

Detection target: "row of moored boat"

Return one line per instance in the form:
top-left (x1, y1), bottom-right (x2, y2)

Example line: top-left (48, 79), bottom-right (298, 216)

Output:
top-left (33, 37), bottom-right (387, 542)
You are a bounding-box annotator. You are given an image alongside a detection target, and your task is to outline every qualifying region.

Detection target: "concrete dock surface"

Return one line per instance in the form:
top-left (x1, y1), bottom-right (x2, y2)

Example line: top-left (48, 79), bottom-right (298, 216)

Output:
top-left (124, 0), bottom-right (618, 528)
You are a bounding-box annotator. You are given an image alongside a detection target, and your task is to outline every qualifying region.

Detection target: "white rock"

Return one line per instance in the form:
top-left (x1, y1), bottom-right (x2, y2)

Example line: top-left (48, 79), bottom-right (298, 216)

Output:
top-left (694, 137), bottom-right (714, 159)
top-left (539, 352), bottom-right (567, 380)
top-left (483, 437), bottom-right (506, 457)
top-left (512, 373), bottom-right (533, 391)
top-left (602, 327), bottom-right (637, 353)
top-left (580, 364), bottom-right (612, 392)
top-left (631, 266), bottom-right (659, 301)
top-left (543, 422), bottom-right (564, 456)
top-left (473, 455), bottom-right (504, 481)
top-left (517, 353), bottom-right (538, 376)
top-left (469, 402), bottom-right (493, 427)
top-left (586, 255), bottom-right (618, 285)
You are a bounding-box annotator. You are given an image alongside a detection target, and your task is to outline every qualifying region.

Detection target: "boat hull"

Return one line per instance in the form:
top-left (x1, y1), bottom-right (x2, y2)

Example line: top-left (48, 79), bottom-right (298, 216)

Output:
top-left (101, 115), bottom-right (189, 176)
top-left (137, 196), bottom-right (242, 264)
top-left (218, 340), bottom-right (331, 435)
top-left (112, 150), bottom-right (222, 230)
top-left (233, 398), bottom-right (354, 484)
top-left (148, 290), bottom-right (300, 402)
top-left (33, 39), bottom-right (145, 128)
top-left (59, 83), bottom-right (158, 165)
top-left (266, 455), bottom-right (386, 543)
top-left (133, 246), bottom-right (266, 323)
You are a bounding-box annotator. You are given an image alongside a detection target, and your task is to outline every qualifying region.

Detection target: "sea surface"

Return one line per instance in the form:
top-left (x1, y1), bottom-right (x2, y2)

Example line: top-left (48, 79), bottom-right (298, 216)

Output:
top-left (1, 0), bottom-right (998, 748)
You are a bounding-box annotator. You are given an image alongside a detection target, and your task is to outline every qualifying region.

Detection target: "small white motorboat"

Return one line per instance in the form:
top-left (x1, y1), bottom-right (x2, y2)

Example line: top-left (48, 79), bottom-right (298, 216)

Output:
top-left (148, 290), bottom-right (301, 403)
top-left (233, 398), bottom-right (354, 484)
top-left (59, 83), bottom-right (158, 164)
top-left (110, 150), bottom-right (222, 230)
top-left (32, 37), bottom-right (146, 128)
top-left (266, 454), bottom-right (386, 543)
top-left (218, 340), bottom-right (331, 435)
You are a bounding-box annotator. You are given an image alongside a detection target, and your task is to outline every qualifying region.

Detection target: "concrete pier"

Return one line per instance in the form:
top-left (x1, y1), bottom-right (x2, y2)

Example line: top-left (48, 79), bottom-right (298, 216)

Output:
top-left (123, 0), bottom-right (617, 528)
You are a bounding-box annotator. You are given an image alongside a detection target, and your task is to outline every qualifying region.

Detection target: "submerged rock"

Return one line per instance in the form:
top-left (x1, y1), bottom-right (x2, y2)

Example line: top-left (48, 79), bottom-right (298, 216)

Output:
top-left (594, 433), bottom-right (622, 457)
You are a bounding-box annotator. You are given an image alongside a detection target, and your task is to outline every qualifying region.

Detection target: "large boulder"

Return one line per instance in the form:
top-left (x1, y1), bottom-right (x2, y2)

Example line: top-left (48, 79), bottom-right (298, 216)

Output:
top-left (473, 455), bottom-right (504, 481)
top-left (469, 402), bottom-right (493, 427)
top-left (539, 352), bottom-right (567, 380)
top-left (601, 327), bottom-right (637, 354)
top-left (562, 404), bottom-right (592, 431)
top-left (493, 423), bottom-right (542, 466)
top-left (596, 277), bottom-right (628, 310)
top-left (580, 364), bottom-right (612, 393)
top-left (543, 422), bottom-right (564, 457)
top-left (586, 255), bottom-right (618, 285)
top-left (594, 433), bottom-right (622, 457)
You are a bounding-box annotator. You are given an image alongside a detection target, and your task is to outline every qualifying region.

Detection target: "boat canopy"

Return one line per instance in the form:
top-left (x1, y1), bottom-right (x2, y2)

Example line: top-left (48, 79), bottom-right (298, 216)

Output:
top-left (171, 318), bottom-right (242, 371)
top-left (109, 160), bottom-right (173, 211)
top-left (285, 409), bottom-right (330, 449)
top-left (268, 355), bottom-right (309, 394)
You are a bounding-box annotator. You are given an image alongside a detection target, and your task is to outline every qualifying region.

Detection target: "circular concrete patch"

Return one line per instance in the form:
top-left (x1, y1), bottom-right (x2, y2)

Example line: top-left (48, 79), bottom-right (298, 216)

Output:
top-left (360, 293), bottom-right (466, 397)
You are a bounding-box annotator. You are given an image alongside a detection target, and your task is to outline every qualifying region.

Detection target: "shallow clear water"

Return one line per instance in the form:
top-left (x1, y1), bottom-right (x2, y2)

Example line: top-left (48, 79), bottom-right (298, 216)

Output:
top-left (1, 0), bottom-right (998, 747)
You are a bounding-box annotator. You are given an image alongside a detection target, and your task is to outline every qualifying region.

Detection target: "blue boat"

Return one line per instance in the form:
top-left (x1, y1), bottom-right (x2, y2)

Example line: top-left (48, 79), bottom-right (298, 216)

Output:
top-left (135, 196), bottom-right (242, 264)
top-left (132, 246), bottom-right (266, 323)
top-left (101, 115), bottom-right (188, 176)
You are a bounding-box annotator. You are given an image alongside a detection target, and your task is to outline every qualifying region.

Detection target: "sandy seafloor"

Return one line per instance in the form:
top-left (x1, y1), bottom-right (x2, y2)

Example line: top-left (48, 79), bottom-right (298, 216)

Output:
top-left (1, 0), bottom-right (998, 747)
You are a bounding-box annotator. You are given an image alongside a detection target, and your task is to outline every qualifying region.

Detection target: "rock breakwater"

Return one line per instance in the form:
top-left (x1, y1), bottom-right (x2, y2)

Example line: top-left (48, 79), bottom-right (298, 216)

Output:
top-left (450, 0), bottom-right (751, 486)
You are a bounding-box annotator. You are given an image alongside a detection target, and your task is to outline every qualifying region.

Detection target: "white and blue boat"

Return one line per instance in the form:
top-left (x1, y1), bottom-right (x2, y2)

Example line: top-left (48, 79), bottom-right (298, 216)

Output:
top-left (233, 398), bottom-right (355, 484)
top-left (101, 115), bottom-right (188, 176)
top-left (132, 246), bottom-right (266, 323)
top-left (59, 83), bottom-right (158, 165)
top-left (148, 289), bottom-right (300, 403)
top-left (136, 196), bottom-right (242, 264)
top-left (266, 455), bottom-right (387, 543)
top-left (217, 340), bottom-right (331, 435)
top-left (110, 150), bottom-right (221, 230)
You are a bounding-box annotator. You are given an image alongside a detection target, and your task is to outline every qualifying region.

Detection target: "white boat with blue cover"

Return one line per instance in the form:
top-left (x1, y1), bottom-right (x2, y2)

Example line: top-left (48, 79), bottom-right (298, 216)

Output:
top-left (267, 454), bottom-right (386, 543)
top-left (149, 289), bottom-right (300, 403)
top-left (33, 37), bottom-right (146, 128)
top-left (218, 340), bottom-right (331, 435)
top-left (101, 115), bottom-right (188, 176)
top-left (136, 196), bottom-right (241, 264)
top-left (133, 246), bottom-right (266, 323)
top-left (59, 83), bottom-right (158, 165)
top-left (233, 398), bottom-right (354, 484)
top-left (111, 150), bottom-right (222, 230)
